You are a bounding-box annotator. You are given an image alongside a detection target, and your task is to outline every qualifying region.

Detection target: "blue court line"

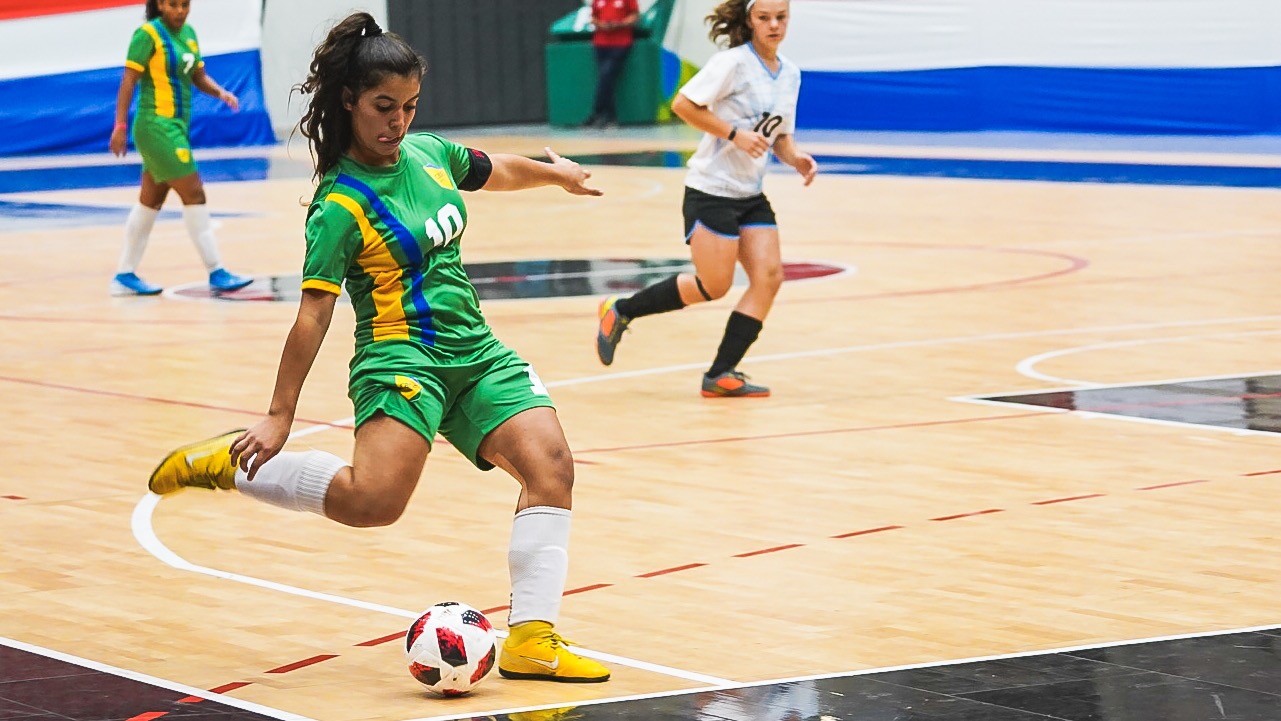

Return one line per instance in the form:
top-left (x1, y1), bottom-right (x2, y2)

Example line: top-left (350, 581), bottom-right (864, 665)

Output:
top-left (0, 199), bottom-right (244, 232)
top-left (805, 154), bottom-right (1281, 188)
top-left (0, 156), bottom-right (272, 194)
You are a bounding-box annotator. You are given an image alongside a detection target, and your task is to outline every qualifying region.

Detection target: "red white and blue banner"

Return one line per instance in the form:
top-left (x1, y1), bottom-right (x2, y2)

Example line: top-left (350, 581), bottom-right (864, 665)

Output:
top-left (664, 0), bottom-right (1281, 134)
top-left (0, 0), bottom-right (274, 156)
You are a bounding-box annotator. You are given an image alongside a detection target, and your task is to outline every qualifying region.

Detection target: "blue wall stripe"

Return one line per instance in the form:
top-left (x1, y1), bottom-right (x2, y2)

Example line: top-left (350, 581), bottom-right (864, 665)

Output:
top-left (798, 66), bottom-right (1281, 135)
top-left (0, 50), bottom-right (274, 157)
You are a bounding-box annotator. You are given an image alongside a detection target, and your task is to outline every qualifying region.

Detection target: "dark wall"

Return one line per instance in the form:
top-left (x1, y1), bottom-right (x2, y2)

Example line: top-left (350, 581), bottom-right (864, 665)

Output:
top-left (388, 0), bottom-right (582, 128)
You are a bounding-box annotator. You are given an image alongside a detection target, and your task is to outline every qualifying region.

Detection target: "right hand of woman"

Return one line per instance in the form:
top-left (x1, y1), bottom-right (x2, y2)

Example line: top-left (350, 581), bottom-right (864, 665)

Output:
top-left (109, 126), bottom-right (128, 157)
top-left (732, 129), bottom-right (771, 159)
top-left (230, 413), bottom-right (294, 481)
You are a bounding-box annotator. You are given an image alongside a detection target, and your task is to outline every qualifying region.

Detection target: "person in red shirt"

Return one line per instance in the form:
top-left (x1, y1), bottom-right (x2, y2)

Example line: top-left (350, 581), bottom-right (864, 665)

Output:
top-left (585, 0), bottom-right (640, 128)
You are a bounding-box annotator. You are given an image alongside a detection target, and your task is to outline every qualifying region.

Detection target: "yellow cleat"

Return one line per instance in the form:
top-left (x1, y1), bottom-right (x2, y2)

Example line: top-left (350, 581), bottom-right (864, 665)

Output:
top-left (498, 622), bottom-right (610, 683)
top-left (147, 429), bottom-right (246, 495)
top-left (507, 708), bottom-right (582, 721)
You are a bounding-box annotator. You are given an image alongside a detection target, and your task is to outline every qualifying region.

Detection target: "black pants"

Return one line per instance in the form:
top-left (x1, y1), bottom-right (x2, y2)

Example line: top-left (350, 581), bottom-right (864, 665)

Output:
top-left (591, 45), bottom-right (631, 122)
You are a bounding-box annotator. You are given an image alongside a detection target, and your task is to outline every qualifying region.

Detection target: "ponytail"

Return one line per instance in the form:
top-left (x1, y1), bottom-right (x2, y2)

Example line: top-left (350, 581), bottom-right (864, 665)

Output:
top-left (294, 12), bottom-right (425, 180)
top-left (706, 0), bottom-right (752, 48)
top-left (144, 0), bottom-right (159, 20)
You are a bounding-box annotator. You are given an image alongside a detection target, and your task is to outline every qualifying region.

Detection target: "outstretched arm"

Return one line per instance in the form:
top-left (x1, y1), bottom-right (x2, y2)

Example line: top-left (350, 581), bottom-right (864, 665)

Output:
top-left (482, 148), bottom-right (603, 196)
top-left (109, 68), bottom-right (142, 157)
top-left (772, 134), bottom-right (818, 186)
top-left (192, 66), bottom-right (239, 111)
top-left (231, 288), bottom-right (337, 478)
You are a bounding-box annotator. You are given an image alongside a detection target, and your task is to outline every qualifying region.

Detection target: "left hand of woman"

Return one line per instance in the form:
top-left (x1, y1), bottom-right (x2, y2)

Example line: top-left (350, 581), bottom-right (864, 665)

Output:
top-left (545, 147), bottom-right (604, 196)
top-left (792, 152), bottom-right (818, 186)
top-left (220, 90), bottom-right (240, 112)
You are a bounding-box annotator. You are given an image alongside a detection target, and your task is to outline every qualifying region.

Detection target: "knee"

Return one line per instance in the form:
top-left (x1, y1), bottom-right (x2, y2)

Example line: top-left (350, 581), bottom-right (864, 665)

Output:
top-left (698, 274), bottom-right (733, 301)
top-left (753, 264), bottom-right (785, 293)
top-left (340, 497), bottom-right (408, 528)
top-left (523, 445), bottom-right (575, 501)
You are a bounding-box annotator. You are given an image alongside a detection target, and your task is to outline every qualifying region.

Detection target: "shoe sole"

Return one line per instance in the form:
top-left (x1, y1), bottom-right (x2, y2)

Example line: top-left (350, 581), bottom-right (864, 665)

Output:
top-left (596, 298), bottom-right (623, 366)
top-left (110, 285), bottom-right (163, 297)
top-left (147, 429), bottom-right (247, 494)
top-left (700, 390), bottom-right (771, 397)
top-left (497, 668), bottom-right (611, 683)
top-left (210, 279), bottom-right (253, 293)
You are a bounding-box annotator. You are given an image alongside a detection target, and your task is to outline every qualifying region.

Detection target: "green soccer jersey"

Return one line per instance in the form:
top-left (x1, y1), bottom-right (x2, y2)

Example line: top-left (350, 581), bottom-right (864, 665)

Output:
top-left (125, 19), bottom-right (203, 121)
top-left (303, 133), bottom-right (492, 359)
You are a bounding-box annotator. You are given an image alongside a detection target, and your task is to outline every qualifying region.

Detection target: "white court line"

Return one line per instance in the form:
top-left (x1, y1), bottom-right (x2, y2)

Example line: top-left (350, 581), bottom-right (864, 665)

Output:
top-left (131, 494), bottom-right (730, 686)
top-left (1013, 329), bottom-right (1281, 386)
top-left (0, 635), bottom-right (314, 721)
top-left (131, 311), bottom-right (1281, 707)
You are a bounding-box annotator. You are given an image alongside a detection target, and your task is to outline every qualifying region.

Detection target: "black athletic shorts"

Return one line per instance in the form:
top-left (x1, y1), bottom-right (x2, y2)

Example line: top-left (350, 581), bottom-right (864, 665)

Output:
top-left (682, 186), bottom-right (777, 242)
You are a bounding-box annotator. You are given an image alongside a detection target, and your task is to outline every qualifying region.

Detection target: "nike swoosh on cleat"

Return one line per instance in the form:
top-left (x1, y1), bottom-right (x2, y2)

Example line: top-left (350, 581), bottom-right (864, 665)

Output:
top-left (184, 449), bottom-right (221, 464)
top-left (519, 655), bottom-right (560, 670)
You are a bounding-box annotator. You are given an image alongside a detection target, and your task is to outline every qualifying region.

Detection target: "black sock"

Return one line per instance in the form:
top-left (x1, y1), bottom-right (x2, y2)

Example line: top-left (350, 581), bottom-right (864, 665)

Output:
top-left (707, 311), bottom-right (763, 378)
top-left (615, 274), bottom-right (685, 320)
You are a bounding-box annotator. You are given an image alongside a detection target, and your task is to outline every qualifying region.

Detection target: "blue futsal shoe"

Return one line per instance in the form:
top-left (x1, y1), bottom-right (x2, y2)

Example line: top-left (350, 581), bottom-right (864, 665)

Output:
top-left (111, 272), bottom-right (163, 296)
top-left (208, 268), bottom-right (253, 293)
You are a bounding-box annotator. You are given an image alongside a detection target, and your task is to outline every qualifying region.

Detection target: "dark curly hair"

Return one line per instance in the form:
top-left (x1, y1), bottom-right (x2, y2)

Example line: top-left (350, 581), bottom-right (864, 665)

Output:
top-left (294, 12), bottom-right (425, 179)
top-left (145, 0), bottom-right (160, 20)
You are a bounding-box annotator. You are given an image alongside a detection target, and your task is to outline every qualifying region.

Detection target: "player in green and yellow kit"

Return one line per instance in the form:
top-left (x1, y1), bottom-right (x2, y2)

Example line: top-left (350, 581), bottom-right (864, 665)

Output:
top-left (108, 0), bottom-right (252, 296)
top-left (147, 13), bottom-right (612, 683)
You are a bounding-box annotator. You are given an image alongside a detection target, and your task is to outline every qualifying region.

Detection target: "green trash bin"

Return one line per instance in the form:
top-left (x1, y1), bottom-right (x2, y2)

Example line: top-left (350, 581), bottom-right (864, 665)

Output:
top-left (546, 1), bottom-right (674, 127)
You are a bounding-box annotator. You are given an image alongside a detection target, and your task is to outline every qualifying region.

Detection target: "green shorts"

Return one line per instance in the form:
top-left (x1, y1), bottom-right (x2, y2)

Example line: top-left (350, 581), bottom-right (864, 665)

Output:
top-left (348, 337), bottom-right (556, 470)
top-left (133, 117), bottom-right (197, 183)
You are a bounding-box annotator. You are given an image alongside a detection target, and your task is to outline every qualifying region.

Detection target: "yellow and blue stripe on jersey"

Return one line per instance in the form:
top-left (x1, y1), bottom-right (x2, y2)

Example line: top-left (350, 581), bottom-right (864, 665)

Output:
top-left (328, 174), bottom-right (437, 346)
top-left (139, 20), bottom-right (184, 119)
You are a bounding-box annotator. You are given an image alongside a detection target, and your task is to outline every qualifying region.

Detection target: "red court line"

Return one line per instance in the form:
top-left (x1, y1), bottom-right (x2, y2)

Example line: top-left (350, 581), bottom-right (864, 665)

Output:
top-left (355, 631), bottom-right (406, 647)
top-left (178, 462), bottom-right (1250, 701)
top-left (207, 681), bottom-right (252, 694)
top-left (1030, 493), bottom-right (1106, 505)
top-left (0, 374), bottom-right (349, 429)
top-left (1136, 479), bottom-right (1209, 491)
top-left (124, 713), bottom-right (167, 721)
top-left (575, 412), bottom-right (1048, 455)
top-left (832, 525), bottom-right (904, 539)
top-left (265, 654), bottom-right (339, 674)
top-left (1241, 469), bottom-right (1281, 476)
top-left (2, 495), bottom-right (24, 500)
top-left (931, 509), bottom-right (1004, 521)
top-left (734, 544), bottom-right (805, 558)
top-left (637, 563), bottom-right (707, 578)
top-left (565, 582), bottom-right (614, 594)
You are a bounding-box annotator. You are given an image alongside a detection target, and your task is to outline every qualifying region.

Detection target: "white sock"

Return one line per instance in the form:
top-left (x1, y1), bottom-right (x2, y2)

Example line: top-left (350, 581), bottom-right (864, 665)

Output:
top-left (507, 506), bottom-right (572, 627)
top-left (117, 203), bottom-right (160, 274)
top-left (181, 204), bottom-right (222, 272)
top-left (233, 450), bottom-right (346, 517)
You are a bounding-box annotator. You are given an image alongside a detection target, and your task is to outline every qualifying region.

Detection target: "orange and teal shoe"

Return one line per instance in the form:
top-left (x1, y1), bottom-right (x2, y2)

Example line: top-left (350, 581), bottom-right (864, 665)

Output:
top-left (701, 369), bottom-right (770, 398)
top-left (498, 622), bottom-right (610, 683)
top-left (595, 296), bottom-right (630, 366)
top-left (147, 429), bottom-right (245, 495)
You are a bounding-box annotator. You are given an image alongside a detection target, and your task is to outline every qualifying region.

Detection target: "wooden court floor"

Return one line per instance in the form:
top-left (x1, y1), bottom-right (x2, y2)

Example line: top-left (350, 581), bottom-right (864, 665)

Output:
top-left (2, 130), bottom-right (1281, 720)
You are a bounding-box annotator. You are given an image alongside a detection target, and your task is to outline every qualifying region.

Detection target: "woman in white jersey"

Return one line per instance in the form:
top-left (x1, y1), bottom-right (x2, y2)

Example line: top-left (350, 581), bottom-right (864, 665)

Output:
top-left (594, 0), bottom-right (815, 397)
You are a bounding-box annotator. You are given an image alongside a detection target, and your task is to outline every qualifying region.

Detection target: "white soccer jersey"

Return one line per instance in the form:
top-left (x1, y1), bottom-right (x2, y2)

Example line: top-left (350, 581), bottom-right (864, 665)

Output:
top-left (678, 43), bottom-right (802, 199)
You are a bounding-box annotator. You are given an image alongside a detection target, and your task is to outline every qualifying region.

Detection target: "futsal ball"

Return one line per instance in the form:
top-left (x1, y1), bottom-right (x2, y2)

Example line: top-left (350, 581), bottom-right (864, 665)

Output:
top-left (405, 601), bottom-right (497, 696)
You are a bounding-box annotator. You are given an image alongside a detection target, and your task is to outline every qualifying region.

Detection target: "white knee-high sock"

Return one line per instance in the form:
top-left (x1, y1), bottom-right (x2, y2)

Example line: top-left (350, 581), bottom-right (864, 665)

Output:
top-left (181, 204), bottom-right (222, 272)
top-left (117, 203), bottom-right (160, 274)
top-left (507, 506), bottom-right (572, 627)
top-left (234, 450), bottom-right (346, 517)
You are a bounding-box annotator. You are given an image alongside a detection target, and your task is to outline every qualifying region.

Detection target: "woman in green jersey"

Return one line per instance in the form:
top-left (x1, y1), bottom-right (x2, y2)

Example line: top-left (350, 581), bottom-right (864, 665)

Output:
top-left (109, 0), bottom-right (252, 296)
top-left (147, 12), bottom-right (611, 684)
